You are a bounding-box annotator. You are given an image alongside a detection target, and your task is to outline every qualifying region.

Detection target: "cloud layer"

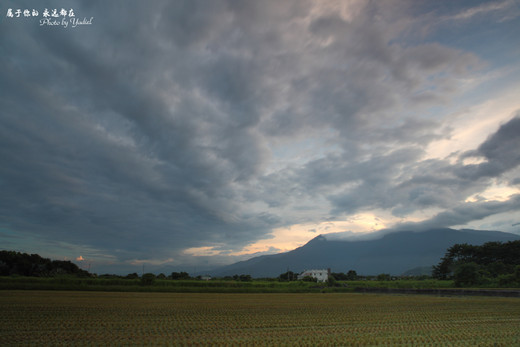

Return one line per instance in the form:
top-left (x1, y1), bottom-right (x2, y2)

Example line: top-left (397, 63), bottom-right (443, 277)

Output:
top-left (1, 0), bottom-right (519, 272)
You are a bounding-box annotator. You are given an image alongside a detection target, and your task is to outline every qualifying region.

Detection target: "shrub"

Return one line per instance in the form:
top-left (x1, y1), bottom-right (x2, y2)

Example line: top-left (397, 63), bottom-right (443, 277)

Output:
top-left (377, 274), bottom-right (391, 281)
top-left (141, 273), bottom-right (156, 286)
top-left (454, 263), bottom-right (481, 287)
top-left (327, 275), bottom-right (338, 287)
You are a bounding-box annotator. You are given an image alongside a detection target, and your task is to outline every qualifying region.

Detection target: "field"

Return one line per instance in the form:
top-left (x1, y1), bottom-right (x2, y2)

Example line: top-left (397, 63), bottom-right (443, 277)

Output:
top-left (0, 276), bottom-right (456, 293)
top-left (1, 291), bottom-right (520, 346)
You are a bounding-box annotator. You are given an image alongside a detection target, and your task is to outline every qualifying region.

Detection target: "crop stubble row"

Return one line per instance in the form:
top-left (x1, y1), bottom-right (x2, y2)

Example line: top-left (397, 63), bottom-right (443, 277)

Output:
top-left (1, 290), bottom-right (519, 346)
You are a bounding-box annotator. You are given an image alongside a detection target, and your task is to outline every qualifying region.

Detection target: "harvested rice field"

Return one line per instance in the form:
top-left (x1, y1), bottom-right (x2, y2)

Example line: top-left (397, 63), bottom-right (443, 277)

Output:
top-left (1, 290), bottom-right (519, 346)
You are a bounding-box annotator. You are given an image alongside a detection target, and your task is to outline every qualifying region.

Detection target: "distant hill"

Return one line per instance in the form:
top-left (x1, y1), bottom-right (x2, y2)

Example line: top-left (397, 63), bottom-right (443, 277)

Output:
top-left (206, 228), bottom-right (520, 277)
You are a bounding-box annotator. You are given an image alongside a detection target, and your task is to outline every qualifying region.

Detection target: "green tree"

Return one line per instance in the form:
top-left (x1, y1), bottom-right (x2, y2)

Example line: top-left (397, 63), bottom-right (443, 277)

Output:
top-left (141, 273), bottom-right (156, 285)
top-left (278, 271), bottom-right (296, 281)
top-left (346, 270), bottom-right (358, 280)
top-left (171, 271), bottom-right (190, 280)
top-left (331, 272), bottom-right (347, 280)
top-left (485, 262), bottom-right (510, 278)
top-left (0, 260), bottom-right (8, 276)
top-left (0, 250), bottom-right (90, 277)
top-left (515, 265), bottom-right (520, 281)
top-left (239, 274), bottom-right (252, 282)
top-left (327, 275), bottom-right (338, 287)
top-left (377, 273), bottom-right (391, 281)
top-left (232, 274), bottom-right (252, 281)
top-left (454, 262), bottom-right (481, 287)
top-left (433, 241), bottom-right (520, 280)
top-left (500, 265), bottom-right (520, 286)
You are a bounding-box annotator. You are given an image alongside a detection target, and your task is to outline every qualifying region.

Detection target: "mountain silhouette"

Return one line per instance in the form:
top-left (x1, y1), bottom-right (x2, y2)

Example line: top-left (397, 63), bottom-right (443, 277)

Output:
top-left (206, 228), bottom-right (520, 277)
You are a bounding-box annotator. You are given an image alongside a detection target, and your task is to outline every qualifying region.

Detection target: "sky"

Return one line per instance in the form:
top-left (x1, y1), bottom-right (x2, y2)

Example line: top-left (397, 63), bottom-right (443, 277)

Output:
top-left (1, 0), bottom-right (520, 275)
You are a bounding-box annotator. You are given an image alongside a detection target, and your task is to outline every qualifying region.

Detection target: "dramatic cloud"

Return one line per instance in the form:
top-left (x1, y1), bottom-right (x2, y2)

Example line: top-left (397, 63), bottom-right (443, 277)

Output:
top-left (390, 193), bottom-right (520, 233)
top-left (457, 114), bottom-right (520, 179)
top-left (1, 0), bottom-right (519, 273)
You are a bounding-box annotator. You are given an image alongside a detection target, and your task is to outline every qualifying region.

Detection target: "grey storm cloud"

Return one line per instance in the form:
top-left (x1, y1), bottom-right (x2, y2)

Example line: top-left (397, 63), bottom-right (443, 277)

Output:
top-left (456, 114), bottom-right (520, 180)
top-left (1, 0), bottom-right (519, 269)
top-left (327, 115), bottom-right (520, 217)
top-left (392, 194), bottom-right (520, 232)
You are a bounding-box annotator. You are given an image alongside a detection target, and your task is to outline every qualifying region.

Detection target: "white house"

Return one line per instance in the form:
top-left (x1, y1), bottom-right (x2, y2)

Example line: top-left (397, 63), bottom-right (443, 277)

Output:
top-left (298, 269), bottom-right (330, 282)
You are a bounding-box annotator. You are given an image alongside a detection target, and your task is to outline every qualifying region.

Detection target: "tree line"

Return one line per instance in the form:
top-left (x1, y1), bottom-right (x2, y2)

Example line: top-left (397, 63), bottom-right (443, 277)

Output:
top-left (432, 240), bottom-right (520, 287)
top-left (5, 240), bottom-right (520, 289)
top-left (0, 250), bottom-right (90, 277)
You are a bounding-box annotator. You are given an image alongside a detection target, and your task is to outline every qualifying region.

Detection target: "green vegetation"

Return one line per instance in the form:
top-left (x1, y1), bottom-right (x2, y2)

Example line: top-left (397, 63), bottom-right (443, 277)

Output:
top-left (433, 240), bottom-right (520, 287)
top-left (2, 290), bottom-right (520, 346)
top-left (332, 270), bottom-right (359, 280)
top-left (3, 243), bottom-right (520, 293)
top-left (0, 275), bottom-right (460, 293)
top-left (140, 273), bottom-right (156, 285)
top-left (0, 250), bottom-right (90, 277)
top-left (0, 275), bottom-right (341, 293)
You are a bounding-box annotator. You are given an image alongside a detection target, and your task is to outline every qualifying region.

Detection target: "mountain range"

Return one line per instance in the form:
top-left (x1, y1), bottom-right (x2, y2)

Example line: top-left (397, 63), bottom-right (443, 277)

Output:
top-left (205, 228), bottom-right (520, 277)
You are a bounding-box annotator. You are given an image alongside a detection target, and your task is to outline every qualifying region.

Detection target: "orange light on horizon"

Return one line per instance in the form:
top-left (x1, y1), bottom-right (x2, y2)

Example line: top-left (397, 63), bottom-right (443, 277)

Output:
top-left (185, 213), bottom-right (397, 258)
